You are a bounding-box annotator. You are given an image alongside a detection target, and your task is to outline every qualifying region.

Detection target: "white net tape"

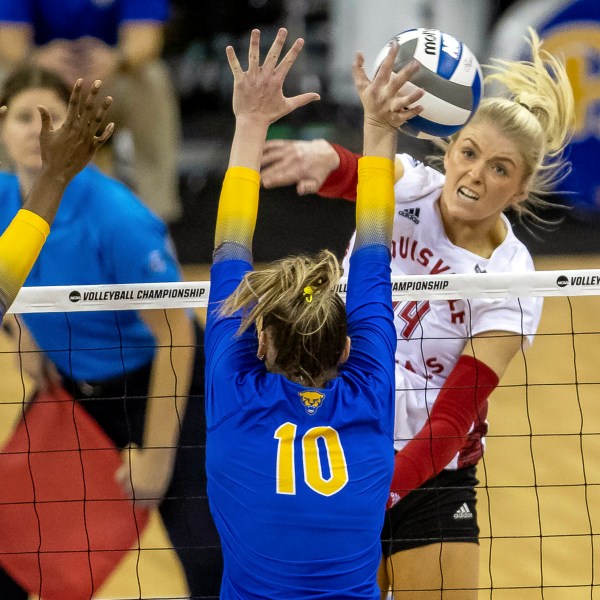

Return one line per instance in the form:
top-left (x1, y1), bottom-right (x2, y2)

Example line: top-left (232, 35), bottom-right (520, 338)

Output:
top-left (8, 269), bottom-right (600, 313)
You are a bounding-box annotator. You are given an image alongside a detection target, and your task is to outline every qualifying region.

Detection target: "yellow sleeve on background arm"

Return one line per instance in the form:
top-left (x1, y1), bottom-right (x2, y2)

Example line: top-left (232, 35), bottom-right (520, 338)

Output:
top-left (0, 209), bottom-right (49, 316)
top-left (214, 166), bottom-right (261, 255)
top-left (354, 156), bottom-right (395, 252)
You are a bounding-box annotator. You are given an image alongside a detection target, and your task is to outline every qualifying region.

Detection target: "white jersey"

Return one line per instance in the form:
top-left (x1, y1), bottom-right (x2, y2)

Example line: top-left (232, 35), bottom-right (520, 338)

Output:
top-left (343, 154), bottom-right (543, 470)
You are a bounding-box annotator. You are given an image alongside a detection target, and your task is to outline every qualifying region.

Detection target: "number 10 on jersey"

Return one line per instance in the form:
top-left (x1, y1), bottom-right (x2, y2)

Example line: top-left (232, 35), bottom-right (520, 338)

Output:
top-left (274, 423), bottom-right (349, 497)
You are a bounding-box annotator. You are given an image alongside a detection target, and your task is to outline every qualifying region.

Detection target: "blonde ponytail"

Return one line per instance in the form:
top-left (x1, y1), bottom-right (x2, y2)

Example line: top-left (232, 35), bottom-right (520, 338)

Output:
top-left (474, 28), bottom-right (574, 222)
top-left (432, 28), bottom-right (575, 226)
top-left (219, 250), bottom-right (347, 386)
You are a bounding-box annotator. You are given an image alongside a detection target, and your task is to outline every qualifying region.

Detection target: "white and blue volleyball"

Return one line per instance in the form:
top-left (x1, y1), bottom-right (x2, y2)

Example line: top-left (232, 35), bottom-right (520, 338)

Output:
top-left (374, 28), bottom-right (483, 139)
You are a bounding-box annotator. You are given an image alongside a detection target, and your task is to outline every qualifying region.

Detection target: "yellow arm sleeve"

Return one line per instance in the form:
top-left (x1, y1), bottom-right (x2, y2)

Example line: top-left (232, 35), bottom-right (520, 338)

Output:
top-left (214, 166), bottom-right (260, 259)
top-left (0, 209), bottom-right (50, 317)
top-left (354, 156), bottom-right (395, 252)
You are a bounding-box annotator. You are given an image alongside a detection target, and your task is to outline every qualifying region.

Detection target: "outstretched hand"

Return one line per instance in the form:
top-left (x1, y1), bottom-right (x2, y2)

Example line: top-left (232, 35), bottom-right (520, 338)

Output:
top-left (38, 78), bottom-right (113, 183)
top-left (353, 43), bottom-right (424, 133)
top-left (226, 28), bottom-right (320, 128)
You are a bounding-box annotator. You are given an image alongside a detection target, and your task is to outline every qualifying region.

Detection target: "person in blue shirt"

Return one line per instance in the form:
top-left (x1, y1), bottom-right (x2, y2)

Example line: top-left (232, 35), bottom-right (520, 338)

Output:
top-left (0, 66), bottom-right (221, 599)
top-left (205, 28), bottom-right (423, 598)
top-left (0, 0), bottom-right (182, 223)
top-left (0, 78), bottom-right (113, 322)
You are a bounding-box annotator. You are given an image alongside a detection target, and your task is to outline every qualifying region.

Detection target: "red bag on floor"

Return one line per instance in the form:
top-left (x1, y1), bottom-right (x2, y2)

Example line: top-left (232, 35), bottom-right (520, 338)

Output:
top-left (0, 385), bottom-right (149, 599)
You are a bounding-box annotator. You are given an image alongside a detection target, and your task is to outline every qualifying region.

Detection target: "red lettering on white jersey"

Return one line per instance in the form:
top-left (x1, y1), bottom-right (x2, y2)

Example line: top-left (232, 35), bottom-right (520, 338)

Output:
top-left (393, 236), bottom-right (451, 274)
top-left (397, 300), bottom-right (431, 339)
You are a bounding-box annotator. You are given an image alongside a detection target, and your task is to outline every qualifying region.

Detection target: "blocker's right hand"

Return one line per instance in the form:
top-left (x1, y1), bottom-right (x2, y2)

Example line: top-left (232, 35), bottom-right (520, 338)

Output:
top-left (261, 138), bottom-right (340, 196)
top-left (353, 43), bottom-right (424, 132)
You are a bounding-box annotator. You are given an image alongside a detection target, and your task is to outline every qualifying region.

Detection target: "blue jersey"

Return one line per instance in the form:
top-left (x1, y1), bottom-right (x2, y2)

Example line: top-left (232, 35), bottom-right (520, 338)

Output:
top-left (205, 241), bottom-right (396, 598)
top-left (0, 166), bottom-right (182, 380)
top-left (0, 0), bottom-right (169, 46)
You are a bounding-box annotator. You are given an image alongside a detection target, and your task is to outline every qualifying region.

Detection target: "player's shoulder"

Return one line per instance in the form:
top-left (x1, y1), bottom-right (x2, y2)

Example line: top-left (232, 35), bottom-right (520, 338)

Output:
top-left (394, 153), bottom-right (444, 204)
top-left (490, 218), bottom-right (536, 272)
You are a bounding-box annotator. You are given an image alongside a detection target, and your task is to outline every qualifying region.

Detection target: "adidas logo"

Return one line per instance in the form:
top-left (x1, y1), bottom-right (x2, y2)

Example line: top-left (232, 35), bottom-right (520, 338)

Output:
top-left (398, 207), bottom-right (420, 224)
top-left (453, 502), bottom-right (473, 520)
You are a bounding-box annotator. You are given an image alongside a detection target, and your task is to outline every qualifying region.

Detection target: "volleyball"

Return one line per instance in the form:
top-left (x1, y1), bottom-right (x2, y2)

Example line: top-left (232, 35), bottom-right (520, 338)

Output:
top-left (373, 28), bottom-right (483, 139)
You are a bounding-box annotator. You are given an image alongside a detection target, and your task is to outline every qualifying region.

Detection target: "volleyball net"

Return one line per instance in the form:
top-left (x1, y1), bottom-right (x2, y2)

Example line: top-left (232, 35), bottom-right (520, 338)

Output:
top-left (1, 267), bottom-right (598, 599)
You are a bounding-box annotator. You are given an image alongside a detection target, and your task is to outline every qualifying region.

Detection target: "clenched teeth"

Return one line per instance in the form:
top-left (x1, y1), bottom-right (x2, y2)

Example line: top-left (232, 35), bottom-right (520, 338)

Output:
top-left (458, 186), bottom-right (479, 201)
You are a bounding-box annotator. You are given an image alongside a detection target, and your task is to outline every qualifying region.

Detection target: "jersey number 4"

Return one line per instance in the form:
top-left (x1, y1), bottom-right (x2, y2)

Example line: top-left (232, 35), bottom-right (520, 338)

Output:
top-left (274, 423), bottom-right (349, 497)
top-left (397, 300), bottom-right (431, 339)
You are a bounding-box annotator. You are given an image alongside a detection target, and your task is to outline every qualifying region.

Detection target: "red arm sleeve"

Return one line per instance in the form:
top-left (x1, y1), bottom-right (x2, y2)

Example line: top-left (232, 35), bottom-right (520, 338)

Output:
top-left (318, 143), bottom-right (361, 201)
top-left (388, 355), bottom-right (499, 505)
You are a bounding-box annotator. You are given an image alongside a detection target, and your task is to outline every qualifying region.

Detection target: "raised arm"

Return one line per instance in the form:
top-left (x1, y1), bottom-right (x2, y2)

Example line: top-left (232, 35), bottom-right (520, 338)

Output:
top-left (262, 48), bottom-right (420, 212)
top-left (213, 28), bottom-right (319, 264)
top-left (259, 46), bottom-right (416, 201)
top-left (351, 47), bottom-right (422, 250)
top-left (261, 138), bottom-right (406, 201)
top-left (339, 46), bottom-right (423, 421)
top-left (0, 79), bottom-right (112, 321)
top-left (261, 138), bottom-right (342, 195)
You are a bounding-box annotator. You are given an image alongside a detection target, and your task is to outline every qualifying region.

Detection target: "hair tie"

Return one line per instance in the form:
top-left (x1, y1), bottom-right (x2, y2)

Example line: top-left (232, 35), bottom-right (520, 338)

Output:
top-left (303, 286), bottom-right (314, 303)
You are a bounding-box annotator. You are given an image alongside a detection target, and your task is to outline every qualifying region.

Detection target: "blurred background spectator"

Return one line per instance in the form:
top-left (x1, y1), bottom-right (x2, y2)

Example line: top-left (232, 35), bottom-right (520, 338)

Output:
top-left (1, 0), bottom-right (597, 260)
top-left (0, 0), bottom-right (183, 223)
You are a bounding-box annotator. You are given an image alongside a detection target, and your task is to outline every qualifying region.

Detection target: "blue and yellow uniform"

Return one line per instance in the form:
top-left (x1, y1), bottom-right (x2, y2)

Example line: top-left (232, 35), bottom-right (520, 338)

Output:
top-left (0, 209), bottom-right (50, 322)
top-left (205, 157), bottom-right (397, 598)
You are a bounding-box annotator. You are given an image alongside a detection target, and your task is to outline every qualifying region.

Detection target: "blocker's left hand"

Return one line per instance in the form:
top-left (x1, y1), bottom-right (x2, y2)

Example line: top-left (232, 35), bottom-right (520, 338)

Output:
top-left (227, 28), bottom-right (320, 128)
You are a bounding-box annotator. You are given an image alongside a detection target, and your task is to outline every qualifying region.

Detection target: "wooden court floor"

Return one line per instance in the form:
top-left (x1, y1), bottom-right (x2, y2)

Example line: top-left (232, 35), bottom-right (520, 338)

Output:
top-left (0, 255), bottom-right (598, 599)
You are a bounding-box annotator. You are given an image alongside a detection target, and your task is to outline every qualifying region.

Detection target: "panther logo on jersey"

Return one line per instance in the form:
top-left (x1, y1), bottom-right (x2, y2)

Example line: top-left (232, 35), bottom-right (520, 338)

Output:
top-left (298, 391), bottom-right (325, 415)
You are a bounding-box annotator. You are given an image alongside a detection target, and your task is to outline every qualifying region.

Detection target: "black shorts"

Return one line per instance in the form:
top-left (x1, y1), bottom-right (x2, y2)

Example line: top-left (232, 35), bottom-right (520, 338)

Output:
top-left (381, 466), bottom-right (480, 556)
